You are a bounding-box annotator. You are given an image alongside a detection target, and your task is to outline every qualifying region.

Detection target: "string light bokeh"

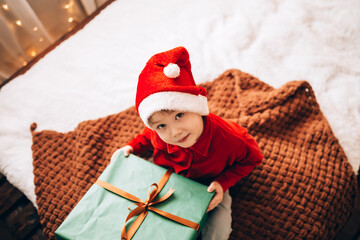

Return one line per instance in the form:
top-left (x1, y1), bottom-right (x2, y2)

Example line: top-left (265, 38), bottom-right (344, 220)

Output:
top-left (0, 0), bottom-right (108, 86)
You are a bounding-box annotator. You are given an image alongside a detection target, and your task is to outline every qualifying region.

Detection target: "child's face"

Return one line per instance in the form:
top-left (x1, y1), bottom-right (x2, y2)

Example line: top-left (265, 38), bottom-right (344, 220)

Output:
top-left (149, 111), bottom-right (204, 148)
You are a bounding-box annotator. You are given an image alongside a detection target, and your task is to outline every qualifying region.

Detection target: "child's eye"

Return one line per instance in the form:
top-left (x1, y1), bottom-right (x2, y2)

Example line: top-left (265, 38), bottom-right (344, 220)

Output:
top-left (175, 113), bottom-right (184, 120)
top-left (157, 124), bottom-right (166, 130)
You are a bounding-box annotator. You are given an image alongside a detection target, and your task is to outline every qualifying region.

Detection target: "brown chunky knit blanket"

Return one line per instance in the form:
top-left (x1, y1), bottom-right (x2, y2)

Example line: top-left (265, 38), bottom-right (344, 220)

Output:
top-left (31, 69), bottom-right (357, 240)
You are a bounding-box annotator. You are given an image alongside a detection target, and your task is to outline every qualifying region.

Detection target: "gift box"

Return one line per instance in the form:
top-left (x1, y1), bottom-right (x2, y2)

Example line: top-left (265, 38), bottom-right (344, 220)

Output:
top-left (55, 152), bottom-right (214, 240)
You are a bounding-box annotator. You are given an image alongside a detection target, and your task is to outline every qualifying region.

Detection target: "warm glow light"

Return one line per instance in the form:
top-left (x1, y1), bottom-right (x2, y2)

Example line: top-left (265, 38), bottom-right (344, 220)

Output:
top-left (33, 26), bottom-right (38, 31)
top-left (16, 20), bottom-right (22, 26)
top-left (30, 50), bottom-right (37, 57)
top-left (68, 17), bottom-right (73, 23)
top-left (26, 47), bottom-right (38, 58)
top-left (65, 4), bottom-right (70, 9)
top-left (22, 61), bottom-right (27, 66)
top-left (38, 37), bottom-right (44, 42)
top-left (2, 4), bottom-right (9, 10)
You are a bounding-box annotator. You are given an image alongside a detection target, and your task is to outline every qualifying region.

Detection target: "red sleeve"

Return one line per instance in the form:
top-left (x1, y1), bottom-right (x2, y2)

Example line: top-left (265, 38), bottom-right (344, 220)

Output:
top-left (127, 127), bottom-right (155, 156)
top-left (215, 126), bottom-right (263, 192)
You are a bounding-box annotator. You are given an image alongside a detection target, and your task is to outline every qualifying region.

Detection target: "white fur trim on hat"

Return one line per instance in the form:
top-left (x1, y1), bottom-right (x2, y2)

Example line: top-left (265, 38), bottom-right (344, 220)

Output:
top-left (138, 91), bottom-right (209, 128)
top-left (163, 63), bottom-right (180, 78)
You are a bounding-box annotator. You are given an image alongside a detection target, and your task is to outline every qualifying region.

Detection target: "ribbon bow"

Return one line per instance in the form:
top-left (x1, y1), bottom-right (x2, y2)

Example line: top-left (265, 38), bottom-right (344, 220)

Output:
top-left (95, 169), bottom-right (200, 240)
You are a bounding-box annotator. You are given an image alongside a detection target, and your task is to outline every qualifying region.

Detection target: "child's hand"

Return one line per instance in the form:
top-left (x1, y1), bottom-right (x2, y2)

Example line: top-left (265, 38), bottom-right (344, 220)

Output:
top-left (110, 145), bottom-right (133, 162)
top-left (206, 181), bottom-right (224, 212)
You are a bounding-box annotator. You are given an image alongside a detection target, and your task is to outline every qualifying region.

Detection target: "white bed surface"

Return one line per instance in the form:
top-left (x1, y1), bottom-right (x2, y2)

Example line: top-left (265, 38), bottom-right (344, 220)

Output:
top-left (0, 0), bottom-right (359, 206)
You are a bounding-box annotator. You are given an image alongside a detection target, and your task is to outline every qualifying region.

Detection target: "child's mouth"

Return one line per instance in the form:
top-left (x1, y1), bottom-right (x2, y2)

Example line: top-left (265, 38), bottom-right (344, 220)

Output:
top-left (178, 134), bottom-right (190, 143)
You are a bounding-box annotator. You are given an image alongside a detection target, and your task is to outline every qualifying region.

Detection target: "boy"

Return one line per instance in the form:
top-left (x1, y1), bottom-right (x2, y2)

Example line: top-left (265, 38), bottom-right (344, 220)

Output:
top-left (111, 46), bottom-right (263, 239)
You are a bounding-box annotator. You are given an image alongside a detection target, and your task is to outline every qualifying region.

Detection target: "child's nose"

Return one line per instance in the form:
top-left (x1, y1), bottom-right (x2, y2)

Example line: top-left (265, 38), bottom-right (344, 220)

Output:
top-left (170, 127), bottom-right (182, 138)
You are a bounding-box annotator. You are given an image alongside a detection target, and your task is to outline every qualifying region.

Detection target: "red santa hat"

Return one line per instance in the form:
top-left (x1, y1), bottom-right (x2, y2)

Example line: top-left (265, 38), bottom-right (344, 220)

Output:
top-left (136, 46), bottom-right (209, 128)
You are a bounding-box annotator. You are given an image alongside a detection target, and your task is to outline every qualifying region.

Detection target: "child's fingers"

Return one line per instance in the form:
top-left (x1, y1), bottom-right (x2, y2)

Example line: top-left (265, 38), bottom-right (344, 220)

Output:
top-left (207, 181), bottom-right (223, 194)
top-left (110, 146), bottom-right (133, 161)
top-left (207, 199), bottom-right (216, 212)
top-left (207, 182), bottom-right (215, 192)
top-left (123, 146), bottom-right (133, 156)
top-left (206, 181), bottom-right (224, 212)
top-left (123, 148), bottom-right (131, 156)
top-left (207, 194), bottom-right (222, 212)
top-left (110, 146), bottom-right (132, 161)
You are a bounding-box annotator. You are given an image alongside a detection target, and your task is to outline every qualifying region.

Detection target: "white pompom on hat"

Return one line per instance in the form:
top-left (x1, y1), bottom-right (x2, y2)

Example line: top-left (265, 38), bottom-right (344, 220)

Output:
top-left (163, 63), bottom-right (181, 78)
top-left (136, 46), bottom-right (209, 128)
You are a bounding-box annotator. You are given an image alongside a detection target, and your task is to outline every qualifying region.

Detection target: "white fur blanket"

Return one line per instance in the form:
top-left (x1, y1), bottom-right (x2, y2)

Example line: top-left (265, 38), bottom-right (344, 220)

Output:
top-left (0, 0), bottom-right (359, 206)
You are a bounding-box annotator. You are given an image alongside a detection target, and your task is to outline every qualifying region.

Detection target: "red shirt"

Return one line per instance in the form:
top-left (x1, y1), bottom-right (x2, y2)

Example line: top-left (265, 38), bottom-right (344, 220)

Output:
top-left (128, 113), bottom-right (263, 191)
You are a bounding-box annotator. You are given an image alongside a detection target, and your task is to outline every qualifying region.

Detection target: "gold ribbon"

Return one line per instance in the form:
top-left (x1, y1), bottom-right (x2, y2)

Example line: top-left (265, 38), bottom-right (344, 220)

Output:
top-left (95, 169), bottom-right (200, 240)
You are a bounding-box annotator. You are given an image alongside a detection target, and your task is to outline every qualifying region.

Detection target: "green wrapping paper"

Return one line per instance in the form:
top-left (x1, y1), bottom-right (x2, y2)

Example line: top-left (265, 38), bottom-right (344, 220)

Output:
top-left (55, 152), bottom-right (214, 240)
